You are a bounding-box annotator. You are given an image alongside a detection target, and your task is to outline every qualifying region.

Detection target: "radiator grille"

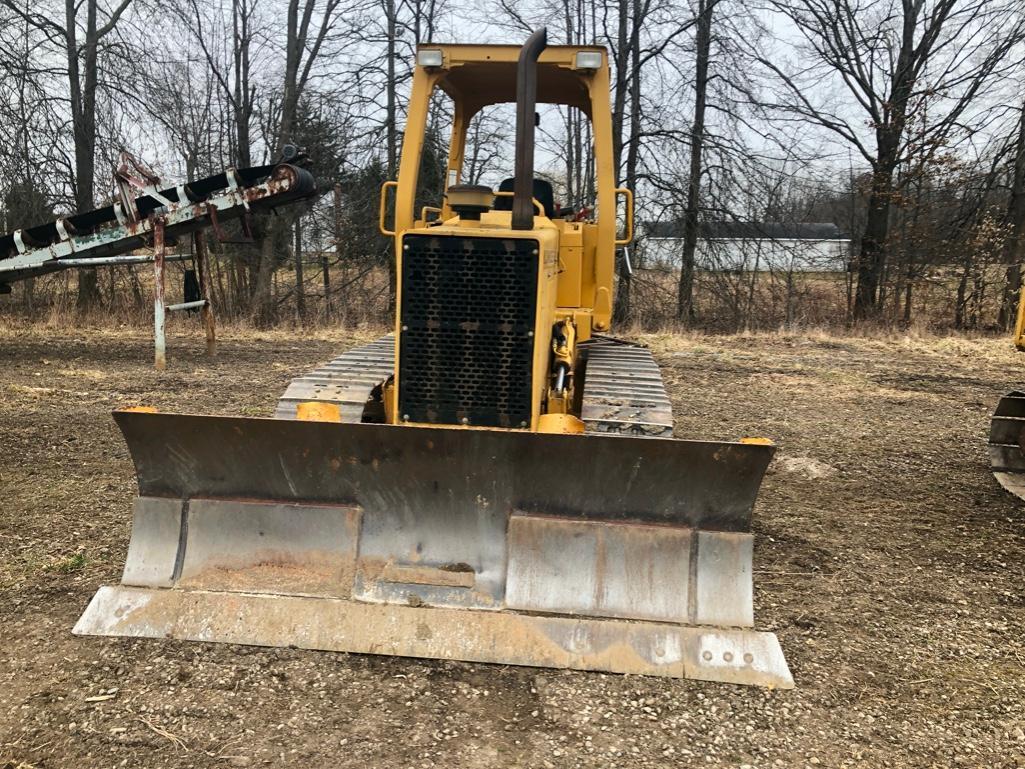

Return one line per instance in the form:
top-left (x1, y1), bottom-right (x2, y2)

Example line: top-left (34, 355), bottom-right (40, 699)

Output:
top-left (398, 234), bottom-right (539, 428)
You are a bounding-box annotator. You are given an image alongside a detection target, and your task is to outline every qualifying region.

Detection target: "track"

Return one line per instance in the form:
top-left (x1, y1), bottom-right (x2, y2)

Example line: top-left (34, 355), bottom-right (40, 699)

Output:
top-left (989, 390), bottom-right (1025, 499)
top-left (274, 336), bottom-right (395, 421)
top-left (273, 334), bottom-right (674, 436)
top-left (578, 336), bottom-right (673, 436)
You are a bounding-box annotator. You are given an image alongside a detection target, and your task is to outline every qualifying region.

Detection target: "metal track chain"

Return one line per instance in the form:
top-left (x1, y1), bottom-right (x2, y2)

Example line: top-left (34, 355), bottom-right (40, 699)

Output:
top-left (989, 390), bottom-right (1025, 500)
top-left (579, 336), bottom-right (674, 437)
top-left (274, 336), bottom-right (394, 421)
top-left (275, 333), bottom-right (674, 437)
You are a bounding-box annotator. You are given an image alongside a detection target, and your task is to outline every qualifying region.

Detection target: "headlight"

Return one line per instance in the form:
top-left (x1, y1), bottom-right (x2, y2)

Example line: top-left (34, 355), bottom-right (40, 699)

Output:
top-left (417, 49), bottom-right (444, 68)
top-left (574, 51), bottom-right (602, 71)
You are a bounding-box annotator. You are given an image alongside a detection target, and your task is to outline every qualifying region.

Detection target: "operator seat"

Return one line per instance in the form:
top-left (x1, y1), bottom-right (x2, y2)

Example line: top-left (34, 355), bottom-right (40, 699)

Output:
top-left (494, 177), bottom-right (556, 218)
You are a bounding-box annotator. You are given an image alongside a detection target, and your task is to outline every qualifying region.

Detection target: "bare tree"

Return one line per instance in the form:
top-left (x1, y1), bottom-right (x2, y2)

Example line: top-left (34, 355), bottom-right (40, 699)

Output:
top-left (611, 0), bottom-right (645, 324)
top-left (143, 57), bottom-right (219, 180)
top-left (1000, 99), bottom-right (1025, 329)
top-left (602, 0), bottom-right (695, 323)
top-left (674, 0), bottom-right (715, 324)
top-left (463, 110), bottom-right (510, 184)
top-left (758, 0), bottom-right (1025, 321)
top-left (250, 0), bottom-right (347, 324)
top-left (179, 0), bottom-right (261, 169)
top-left (1, 0), bottom-right (135, 307)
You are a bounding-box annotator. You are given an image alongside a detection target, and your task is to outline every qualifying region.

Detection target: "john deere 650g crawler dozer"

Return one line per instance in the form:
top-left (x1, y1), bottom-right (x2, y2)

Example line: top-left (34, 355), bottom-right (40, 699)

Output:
top-left (75, 30), bottom-right (793, 689)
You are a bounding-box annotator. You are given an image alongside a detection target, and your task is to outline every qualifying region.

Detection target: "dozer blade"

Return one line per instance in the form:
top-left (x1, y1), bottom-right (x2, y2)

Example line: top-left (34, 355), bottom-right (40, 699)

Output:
top-left (989, 390), bottom-right (1025, 500)
top-left (75, 410), bottom-right (792, 689)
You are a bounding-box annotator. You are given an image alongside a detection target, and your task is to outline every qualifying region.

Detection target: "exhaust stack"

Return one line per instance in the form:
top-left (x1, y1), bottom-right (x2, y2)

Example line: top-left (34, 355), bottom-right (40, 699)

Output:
top-left (512, 28), bottom-right (548, 230)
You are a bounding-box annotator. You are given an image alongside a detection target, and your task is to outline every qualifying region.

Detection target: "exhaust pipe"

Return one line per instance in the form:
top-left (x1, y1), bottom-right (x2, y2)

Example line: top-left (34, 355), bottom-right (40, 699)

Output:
top-left (512, 28), bottom-right (548, 230)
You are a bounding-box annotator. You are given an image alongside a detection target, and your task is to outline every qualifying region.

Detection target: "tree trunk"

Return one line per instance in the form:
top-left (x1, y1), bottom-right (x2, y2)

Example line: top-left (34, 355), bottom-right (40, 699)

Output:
top-left (676, 0), bottom-right (712, 325)
top-left (1001, 264), bottom-right (1022, 330)
top-left (252, 225), bottom-right (280, 326)
top-left (68, 0), bottom-right (102, 309)
top-left (853, 4), bottom-right (913, 323)
top-left (385, 0), bottom-right (398, 316)
top-left (613, 0), bottom-right (643, 326)
top-left (610, 0), bottom-right (628, 176)
top-left (563, 0), bottom-right (576, 204)
top-left (22, 277), bottom-right (34, 314)
top-left (784, 270), bottom-right (795, 329)
top-left (744, 256), bottom-right (758, 333)
top-left (1000, 101), bottom-right (1025, 329)
top-left (325, 183), bottom-right (341, 319)
top-left (853, 163), bottom-right (895, 320)
top-left (250, 0), bottom-right (330, 323)
top-left (127, 266), bottom-right (144, 308)
top-left (232, 0), bottom-right (253, 168)
top-left (954, 258), bottom-right (971, 329)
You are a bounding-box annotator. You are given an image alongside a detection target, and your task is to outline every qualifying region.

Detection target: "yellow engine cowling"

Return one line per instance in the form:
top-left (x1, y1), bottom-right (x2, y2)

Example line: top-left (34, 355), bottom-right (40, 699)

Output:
top-left (391, 213), bottom-right (563, 432)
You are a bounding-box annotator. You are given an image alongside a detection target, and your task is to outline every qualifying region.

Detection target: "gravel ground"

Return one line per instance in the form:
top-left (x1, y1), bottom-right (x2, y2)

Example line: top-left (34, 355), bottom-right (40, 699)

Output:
top-left (2, 323), bottom-right (1025, 768)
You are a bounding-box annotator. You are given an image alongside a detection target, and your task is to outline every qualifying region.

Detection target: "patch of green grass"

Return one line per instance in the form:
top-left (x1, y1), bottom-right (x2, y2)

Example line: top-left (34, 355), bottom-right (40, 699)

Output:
top-left (49, 551), bottom-right (87, 574)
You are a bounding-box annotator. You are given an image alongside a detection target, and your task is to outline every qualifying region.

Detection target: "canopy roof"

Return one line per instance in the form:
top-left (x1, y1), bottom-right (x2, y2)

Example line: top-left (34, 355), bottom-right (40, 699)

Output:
top-left (418, 44), bottom-right (605, 115)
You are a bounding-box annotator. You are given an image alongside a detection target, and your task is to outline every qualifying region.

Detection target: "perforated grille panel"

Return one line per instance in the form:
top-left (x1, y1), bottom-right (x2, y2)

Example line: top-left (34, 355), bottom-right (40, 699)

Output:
top-left (398, 234), bottom-right (539, 428)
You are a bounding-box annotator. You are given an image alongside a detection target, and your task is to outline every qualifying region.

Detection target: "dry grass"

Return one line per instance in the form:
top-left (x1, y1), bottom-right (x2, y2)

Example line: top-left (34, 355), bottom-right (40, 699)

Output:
top-left (3, 257), bottom-right (1006, 334)
top-left (2, 257), bottom-right (393, 330)
top-left (0, 310), bottom-right (389, 345)
top-left (3, 327), bottom-right (1025, 767)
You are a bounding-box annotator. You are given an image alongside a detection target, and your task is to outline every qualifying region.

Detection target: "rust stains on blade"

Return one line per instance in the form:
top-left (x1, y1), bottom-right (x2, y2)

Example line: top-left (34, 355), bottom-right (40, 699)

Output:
top-left (177, 499), bottom-right (360, 598)
top-left (74, 585), bottom-right (794, 689)
top-left (112, 411), bottom-right (774, 532)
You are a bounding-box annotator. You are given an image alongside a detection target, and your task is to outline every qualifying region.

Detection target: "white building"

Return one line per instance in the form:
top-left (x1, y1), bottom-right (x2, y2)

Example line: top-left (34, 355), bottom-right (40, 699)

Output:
top-left (641, 221), bottom-right (850, 273)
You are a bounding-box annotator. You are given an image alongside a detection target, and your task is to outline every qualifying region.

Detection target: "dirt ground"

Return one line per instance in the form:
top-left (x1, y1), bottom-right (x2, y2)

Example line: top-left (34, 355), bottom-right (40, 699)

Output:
top-left (3, 322), bottom-right (1025, 768)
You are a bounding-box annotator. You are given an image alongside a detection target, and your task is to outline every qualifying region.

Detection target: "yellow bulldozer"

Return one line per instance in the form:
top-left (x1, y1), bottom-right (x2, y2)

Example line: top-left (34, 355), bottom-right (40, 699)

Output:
top-left (75, 29), bottom-right (793, 689)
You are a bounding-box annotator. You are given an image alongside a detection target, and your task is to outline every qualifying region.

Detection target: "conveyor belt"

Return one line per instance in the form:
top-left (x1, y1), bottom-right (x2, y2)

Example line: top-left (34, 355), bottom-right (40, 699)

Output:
top-left (0, 163), bottom-right (315, 286)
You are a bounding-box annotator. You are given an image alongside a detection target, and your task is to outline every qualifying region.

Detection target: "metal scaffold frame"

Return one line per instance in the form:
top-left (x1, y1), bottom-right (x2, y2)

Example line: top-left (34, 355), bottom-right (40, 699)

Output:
top-left (151, 221), bottom-right (217, 371)
top-left (0, 151), bottom-right (315, 368)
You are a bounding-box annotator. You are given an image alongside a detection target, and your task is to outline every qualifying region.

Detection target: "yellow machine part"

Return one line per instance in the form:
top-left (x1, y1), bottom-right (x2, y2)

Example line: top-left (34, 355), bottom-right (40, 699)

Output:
top-left (384, 42), bottom-right (619, 354)
top-left (1015, 283), bottom-right (1025, 351)
top-left (537, 413), bottom-right (585, 433)
top-left (296, 402), bottom-right (342, 422)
